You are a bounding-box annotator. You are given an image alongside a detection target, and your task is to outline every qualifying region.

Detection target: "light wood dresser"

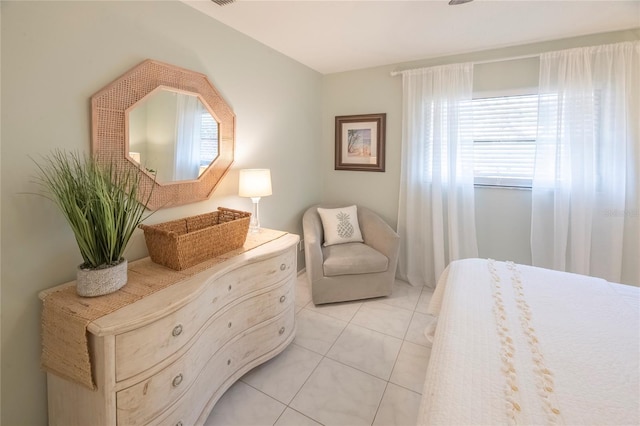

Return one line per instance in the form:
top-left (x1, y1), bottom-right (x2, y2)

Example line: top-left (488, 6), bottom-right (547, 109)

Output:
top-left (40, 233), bottom-right (299, 426)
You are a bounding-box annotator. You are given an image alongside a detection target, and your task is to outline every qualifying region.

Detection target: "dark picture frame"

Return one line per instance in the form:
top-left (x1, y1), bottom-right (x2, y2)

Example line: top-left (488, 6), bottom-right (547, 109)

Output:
top-left (335, 113), bottom-right (386, 172)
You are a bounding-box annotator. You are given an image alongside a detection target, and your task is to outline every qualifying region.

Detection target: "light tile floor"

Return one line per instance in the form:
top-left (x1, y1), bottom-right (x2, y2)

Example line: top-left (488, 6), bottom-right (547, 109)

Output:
top-left (204, 272), bottom-right (436, 426)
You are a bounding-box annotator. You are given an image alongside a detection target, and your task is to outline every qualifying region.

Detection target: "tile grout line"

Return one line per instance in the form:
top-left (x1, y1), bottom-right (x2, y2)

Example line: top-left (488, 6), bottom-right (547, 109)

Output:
top-left (370, 380), bottom-right (391, 426)
top-left (281, 350), bottom-right (327, 425)
top-left (401, 309), bottom-right (418, 342)
top-left (236, 275), bottom-right (432, 426)
top-left (284, 407), bottom-right (327, 426)
top-left (239, 345), bottom-right (327, 425)
top-left (235, 382), bottom-right (288, 425)
top-left (296, 277), bottom-right (432, 419)
top-left (282, 297), bottom-right (349, 425)
top-left (349, 303), bottom-right (415, 340)
top-left (346, 298), bottom-right (388, 426)
top-left (370, 286), bottom-right (424, 425)
top-left (283, 303), bottom-right (339, 423)
top-left (323, 323), bottom-right (402, 381)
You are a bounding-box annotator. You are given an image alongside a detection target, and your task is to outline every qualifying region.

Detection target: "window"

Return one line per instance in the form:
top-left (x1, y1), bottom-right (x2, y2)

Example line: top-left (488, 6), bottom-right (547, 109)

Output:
top-left (471, 94), bottom-right (539, 188)
top-left (198, 112), bottom-right (219, 176)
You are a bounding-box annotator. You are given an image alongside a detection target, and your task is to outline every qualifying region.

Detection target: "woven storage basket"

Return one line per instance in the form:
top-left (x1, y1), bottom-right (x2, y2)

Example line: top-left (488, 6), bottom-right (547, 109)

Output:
top-left (139, 207), bottom-right (251, 271)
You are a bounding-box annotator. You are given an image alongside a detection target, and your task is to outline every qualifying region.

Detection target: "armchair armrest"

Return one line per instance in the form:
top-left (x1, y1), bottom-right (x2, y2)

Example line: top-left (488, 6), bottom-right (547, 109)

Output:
top-left (302, 207), bottom-right (326, 283)
top-left (359, 207), bottom-right (400, 266)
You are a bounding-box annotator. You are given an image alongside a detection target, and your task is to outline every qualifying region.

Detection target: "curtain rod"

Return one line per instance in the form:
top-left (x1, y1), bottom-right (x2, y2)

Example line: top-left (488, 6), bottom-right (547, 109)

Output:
top-left (390, 52), bottom-right (540, 76)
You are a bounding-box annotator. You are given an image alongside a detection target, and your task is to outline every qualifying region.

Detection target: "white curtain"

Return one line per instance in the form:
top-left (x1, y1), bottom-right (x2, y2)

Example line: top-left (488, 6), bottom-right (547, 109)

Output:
top-left (532, 41), bottom-right (640, 283)
top-left (397, 63), bottom-right (478, 288)
top-left (174, 94), bottom-right (202, 181)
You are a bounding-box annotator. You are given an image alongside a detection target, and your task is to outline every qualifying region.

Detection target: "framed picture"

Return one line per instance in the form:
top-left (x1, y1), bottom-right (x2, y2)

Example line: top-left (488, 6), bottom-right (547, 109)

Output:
top-left (335, 113), bottom-right (386, 172)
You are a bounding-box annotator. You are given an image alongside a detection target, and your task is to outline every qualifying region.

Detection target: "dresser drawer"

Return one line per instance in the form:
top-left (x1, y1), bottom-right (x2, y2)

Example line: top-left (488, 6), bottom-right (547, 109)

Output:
top-left (115, 248), bottom-right (295, 381)
top-left (116, 285), bottom-right (294, 425)
top-left (150, 307), bottom-right (295, 426)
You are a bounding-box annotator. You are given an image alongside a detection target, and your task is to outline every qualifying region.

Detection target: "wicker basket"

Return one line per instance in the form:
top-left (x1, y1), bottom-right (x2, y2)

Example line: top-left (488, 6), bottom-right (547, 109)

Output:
top-left (139, 207), bottom-right (251, 271)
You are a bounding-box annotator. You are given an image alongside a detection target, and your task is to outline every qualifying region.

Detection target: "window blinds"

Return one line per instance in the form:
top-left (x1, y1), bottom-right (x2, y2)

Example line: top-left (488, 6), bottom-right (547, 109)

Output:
top-left (200, 112), bottom-right (219, 167)
top-left (472, 94), bottom-right (538, 187)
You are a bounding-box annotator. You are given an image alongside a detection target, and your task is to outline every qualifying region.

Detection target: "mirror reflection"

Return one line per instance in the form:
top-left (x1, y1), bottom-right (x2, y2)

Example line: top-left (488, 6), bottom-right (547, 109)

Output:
top-left (128, 89), bottom-right (219, 184)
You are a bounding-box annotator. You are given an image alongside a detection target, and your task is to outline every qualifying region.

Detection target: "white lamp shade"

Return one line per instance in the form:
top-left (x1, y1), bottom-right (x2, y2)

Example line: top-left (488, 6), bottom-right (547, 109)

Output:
top-left (238, 169), bottom-right (272, 198)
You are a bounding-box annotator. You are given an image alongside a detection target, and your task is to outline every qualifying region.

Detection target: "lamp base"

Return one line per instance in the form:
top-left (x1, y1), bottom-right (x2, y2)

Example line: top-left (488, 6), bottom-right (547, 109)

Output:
top-left (249, 197), bottom-right (262, 233)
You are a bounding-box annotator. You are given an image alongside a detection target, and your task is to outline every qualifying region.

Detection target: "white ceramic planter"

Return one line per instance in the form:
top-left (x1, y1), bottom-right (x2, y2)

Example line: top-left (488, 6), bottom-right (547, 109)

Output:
top-left (76, 259), bottom-right (128, 297)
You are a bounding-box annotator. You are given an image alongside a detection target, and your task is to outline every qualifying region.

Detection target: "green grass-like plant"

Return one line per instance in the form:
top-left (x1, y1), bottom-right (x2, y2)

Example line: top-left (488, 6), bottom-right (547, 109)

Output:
top-left (33, 150), bottom-right (153, 269)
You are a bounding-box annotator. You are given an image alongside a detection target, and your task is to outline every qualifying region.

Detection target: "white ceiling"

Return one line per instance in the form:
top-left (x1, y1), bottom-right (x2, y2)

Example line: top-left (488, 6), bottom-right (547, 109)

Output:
top-left (183, 0), bottom-right (640, 74)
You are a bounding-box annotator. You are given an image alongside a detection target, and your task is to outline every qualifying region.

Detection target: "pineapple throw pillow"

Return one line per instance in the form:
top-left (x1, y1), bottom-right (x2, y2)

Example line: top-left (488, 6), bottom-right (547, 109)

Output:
top-left (317, 205), bottom-right (364, 246)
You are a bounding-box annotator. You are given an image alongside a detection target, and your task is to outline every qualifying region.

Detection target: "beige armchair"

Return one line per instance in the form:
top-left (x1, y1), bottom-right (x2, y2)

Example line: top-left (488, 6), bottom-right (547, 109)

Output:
top-left (302, 204), bottom-right (400, 305)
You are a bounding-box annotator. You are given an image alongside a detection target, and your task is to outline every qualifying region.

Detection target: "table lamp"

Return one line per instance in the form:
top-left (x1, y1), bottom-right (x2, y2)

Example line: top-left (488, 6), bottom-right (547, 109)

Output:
top-left (238, 169), bottom-right (272, 233)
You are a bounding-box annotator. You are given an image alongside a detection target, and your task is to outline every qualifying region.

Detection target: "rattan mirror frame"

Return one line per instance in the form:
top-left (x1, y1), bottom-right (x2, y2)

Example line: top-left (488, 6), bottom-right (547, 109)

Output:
top-left (91, 59), bottom-right (235, 210)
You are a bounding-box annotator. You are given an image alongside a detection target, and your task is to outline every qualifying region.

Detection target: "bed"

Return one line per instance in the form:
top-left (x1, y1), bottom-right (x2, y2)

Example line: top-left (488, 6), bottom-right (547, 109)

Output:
top-left (419, 258), bottom-right (639, 425)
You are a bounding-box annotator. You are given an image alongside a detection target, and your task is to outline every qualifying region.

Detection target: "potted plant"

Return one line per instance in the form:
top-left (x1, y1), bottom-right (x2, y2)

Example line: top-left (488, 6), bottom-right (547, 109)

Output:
top-left (33, 150), bottom-right (153, 297)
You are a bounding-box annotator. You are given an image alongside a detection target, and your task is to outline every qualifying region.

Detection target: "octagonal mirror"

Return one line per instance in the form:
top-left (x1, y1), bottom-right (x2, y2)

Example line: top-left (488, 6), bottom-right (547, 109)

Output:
top-left (91, 59), bottom-right (235, 210)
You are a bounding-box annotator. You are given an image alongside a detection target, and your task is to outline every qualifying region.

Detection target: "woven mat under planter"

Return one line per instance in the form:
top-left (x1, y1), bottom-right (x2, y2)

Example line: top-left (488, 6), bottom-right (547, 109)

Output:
top-left (41, 229), bottom-right (287, 390)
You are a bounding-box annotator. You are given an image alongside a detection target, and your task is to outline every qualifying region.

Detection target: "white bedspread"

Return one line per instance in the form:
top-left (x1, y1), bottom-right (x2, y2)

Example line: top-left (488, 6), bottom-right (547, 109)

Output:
top-left (418, 258), bottom-right (640, 426)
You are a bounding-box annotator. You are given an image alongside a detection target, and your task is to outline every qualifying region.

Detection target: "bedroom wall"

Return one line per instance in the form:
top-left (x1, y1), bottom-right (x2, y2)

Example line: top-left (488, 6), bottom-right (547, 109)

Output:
top-left (322, 28), bottom-right (640, 286)
top-left (0, 4), bottom-right (3, 421)
top-left (0, 1), bottom-right (322, 424)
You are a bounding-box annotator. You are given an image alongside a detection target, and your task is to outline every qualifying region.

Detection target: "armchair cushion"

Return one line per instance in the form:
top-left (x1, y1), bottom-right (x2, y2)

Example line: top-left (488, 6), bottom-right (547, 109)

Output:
top-left (317, 205), bottom-right (364, 246)
top-left (322, 242), bottom-right (388, 277)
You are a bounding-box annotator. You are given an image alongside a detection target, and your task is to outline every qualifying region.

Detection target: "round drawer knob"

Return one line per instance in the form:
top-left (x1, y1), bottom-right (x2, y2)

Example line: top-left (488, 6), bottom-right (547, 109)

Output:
top-left (279, 327), bottom-right (285, 335)
top-left (176, 422), bottom-right (183, 426)
top-left (227, 359), bottom-right (231, 365)
top-left (228, 321), bottom-right (232, 328)
top-left (172, 374), bottom-right (183, 387)
top-left (280, 264), bottom-right (286, 271)
top-left (172, 325), bottom-right (183, 337)
top-left (279, 295), bottom-right (286, 303)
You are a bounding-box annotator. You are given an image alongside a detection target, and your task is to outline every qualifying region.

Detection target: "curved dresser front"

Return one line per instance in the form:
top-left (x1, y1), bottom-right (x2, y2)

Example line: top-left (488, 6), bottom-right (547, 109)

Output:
top-left (43, 233), bottom-right (299, 426)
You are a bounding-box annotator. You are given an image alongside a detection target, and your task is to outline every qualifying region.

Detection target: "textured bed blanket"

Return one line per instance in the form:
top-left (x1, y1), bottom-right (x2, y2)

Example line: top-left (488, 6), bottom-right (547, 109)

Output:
top-left (419, 258), bottom-right (639, 425)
